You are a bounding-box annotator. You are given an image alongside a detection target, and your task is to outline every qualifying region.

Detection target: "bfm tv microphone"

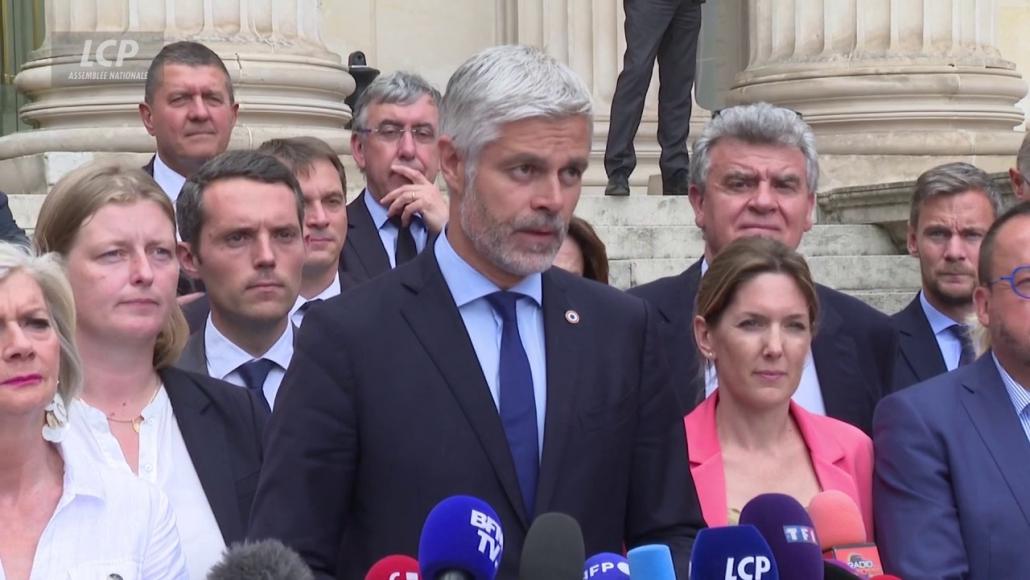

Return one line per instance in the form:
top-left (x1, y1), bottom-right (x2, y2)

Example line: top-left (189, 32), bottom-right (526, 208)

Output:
top-left (366, 555), bottom-right (421, 580)
top-left (518, 512), bottom-right (585, 580)
top-left (688, 525), bottom-right (779, 580)
top-left (206, 539), bottom-right (314, 580)
top-left (739, 493), bottom-right (824, 580)
top-left (626, 544), bottom-right (675, 580)
top-left (583, 553), bottom-right (630, 579)
top-left (418, 495), bottom-right (504, 580)
top-left (807, 491), bottom-right (883, 578)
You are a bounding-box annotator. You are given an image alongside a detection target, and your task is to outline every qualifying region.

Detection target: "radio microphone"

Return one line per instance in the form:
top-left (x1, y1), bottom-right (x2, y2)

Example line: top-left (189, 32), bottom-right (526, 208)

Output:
top-left (807, 491), bottom-right (882, 577)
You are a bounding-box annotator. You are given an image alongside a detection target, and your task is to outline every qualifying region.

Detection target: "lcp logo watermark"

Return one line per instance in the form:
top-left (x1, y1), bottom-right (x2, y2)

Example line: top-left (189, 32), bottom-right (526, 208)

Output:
top-left (51, 32), bottom-right (163, 86)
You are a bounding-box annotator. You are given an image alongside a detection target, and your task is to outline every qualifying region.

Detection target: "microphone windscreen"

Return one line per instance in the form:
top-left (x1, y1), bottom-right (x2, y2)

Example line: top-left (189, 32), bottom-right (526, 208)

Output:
top-left (366, 555), bottom-right (421, 580)
top-left (870, 576), bottom-right (902, 579)
top-left (740, 493), bottom-right (824, 580)
top-left (822, 560), bottom-right (862, 579)
top-left (207, 539), bottom-right (314, 580)
top-left (518, 513), bottom-right (585, 580)
top-left (807, 490), bottom-right (868, 548)
top-left (688, 525), bottom-right (779, 580)
top-left (626, 544), bottom-right (675, 580)
top-left (583, 553), bottom-right (630, 579)
top-left (418, 495), bottom-right (504, 580)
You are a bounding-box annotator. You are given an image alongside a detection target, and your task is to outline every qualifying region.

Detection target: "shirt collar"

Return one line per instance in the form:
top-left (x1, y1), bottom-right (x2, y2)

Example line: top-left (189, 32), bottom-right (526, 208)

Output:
top-left (152, 154), bottom-right (187, 203)
top-left (919, 290), bottom-right (964, 336)
top-left (363, 187), bottom-right (391, 230)
top-left (58, 441), bottom-right (105, 501)
top-left (992, 352), bottom-right (1030, 418)
top-left (294, 271), bottom-right (341, 307)
top-left (700, 257), bottom-right (709, 277)
top-left (204, 316), bottom-right (295, 380)
top-left (434, 228), bottom-right (542, 308)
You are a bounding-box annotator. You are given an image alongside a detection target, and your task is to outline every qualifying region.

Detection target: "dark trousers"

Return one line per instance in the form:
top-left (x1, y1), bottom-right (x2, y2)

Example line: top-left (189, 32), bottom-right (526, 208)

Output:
top-left (604, 0), bottom-right (703, 181)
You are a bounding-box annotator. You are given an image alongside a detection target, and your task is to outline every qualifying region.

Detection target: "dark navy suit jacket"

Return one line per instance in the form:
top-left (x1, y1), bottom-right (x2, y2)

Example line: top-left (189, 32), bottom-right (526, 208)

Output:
top-left (629, 258), bottom-right (898, 435)
top-left (874, 354), bottom-right (1030, 579)
top-left (0, 191), bottom-right (29, 246)
top-left (890, 293), bottom-right (949, 390)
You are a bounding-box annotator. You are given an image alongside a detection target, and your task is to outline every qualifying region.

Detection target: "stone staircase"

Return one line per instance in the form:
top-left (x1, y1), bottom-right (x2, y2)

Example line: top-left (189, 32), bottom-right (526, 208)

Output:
top-left (573, 196), bottom-right (920, 314)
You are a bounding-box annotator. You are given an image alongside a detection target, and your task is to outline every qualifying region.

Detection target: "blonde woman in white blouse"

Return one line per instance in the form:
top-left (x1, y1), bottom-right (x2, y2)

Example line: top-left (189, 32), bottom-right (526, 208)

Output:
top-left (0, 243), bottom-right (186, 580)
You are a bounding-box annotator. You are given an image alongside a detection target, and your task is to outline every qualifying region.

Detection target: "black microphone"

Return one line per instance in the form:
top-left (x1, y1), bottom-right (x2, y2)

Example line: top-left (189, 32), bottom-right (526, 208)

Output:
top-left (207, 539), bottom-right (314, 580)
top-left (518, 513), bottom-right (585, 580)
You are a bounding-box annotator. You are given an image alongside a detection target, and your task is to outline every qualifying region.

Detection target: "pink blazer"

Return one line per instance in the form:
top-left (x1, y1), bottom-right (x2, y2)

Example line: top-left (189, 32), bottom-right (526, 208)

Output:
top-left (684, 392), bottom-right (874, 539)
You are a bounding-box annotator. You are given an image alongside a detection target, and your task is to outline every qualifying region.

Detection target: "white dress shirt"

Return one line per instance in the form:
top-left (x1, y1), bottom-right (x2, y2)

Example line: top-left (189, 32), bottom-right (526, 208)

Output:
top-left (363, 188), bottom-right (429, 267)
top-left (289, 271), bottom-right (342, 327)
top-left (64, 389), bottom-right (225, 580)
top-left (918, 291), bottom-right (966, 372)
top-left (152, 155), bottom-right (187, 206)
top-left (0, 441), bottom-right (188, 580)
top-left (204, 316), bottom-right (294, 409)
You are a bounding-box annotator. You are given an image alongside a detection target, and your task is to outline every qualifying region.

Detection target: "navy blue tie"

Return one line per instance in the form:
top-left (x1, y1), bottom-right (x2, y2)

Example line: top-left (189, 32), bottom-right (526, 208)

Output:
top-left (485, 291), bottom-right (539, 515)
top-left (950, 324), bottom-right (976, 366)
top-left (237, 358), bottom-right (275, 413)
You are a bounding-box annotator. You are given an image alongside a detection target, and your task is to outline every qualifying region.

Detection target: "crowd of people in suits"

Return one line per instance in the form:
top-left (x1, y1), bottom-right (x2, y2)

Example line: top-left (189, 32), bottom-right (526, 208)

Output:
top-left (0, 36), bottom-right (1028, 580)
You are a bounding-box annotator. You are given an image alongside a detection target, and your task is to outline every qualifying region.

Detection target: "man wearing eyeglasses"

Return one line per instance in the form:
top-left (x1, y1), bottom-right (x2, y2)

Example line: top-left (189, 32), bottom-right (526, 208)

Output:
top-left (891, 163), bottom-right (1003, 391)
top-left (874, 201), bottom-right (1030, 580)
top-left (342, 71), bottom-right (449, 286)
top-left (1008, 131), bottom-right (1030, 201)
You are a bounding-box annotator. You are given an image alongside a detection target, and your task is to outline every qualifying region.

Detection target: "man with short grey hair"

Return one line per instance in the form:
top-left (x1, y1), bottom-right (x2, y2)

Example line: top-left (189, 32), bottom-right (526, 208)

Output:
top-left (892, 162), bottom-right (1002, 390)
top-left (342, 71), bottom-right (449, 286)
top-left (630, 102), bottom-right (897, 435)
top-left (1008, 131), bottom-right (1030, 201)
top-left (249, 44), bottom-right (706, 578)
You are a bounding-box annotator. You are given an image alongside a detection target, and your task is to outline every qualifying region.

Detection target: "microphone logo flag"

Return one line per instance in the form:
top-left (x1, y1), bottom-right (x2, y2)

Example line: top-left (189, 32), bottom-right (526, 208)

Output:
top-left (388, 574), bottom-right (419, 580)
top-left (781, 525), bottom-right (817, 545)
top-left (470, 509), bottom-right (503, 565)
top-left (723, 556), bottom-right (774, 580)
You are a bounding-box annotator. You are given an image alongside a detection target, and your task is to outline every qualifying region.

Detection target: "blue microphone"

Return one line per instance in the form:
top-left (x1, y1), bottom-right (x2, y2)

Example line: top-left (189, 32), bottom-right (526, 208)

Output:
top-left (740, 494), bottom-right (824, 580)
top-left (627, 544), bottom-right (675, 580)
top-left (584, 553), bottom-right (630, 579)
top-left (688, 525), bottom-right (779, 580)
top-left (418, 495), bottom-right (504, 580)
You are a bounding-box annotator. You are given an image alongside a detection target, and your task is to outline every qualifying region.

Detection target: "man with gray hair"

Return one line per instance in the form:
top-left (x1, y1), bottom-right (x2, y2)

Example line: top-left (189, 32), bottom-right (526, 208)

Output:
top-left (892, 162), bottom-right (1003, 390)
top-left (342, 71), bottom-right (449, 286)
top-left (630, 102), bottom-right (897, 435)
top-left (1008, 131), bottom-right (1030, 201)
top-left (249, 45), bottom-right (706, 578)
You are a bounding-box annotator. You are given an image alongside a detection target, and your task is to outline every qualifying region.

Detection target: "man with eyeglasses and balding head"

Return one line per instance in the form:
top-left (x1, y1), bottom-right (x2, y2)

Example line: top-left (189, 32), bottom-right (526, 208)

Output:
top-left (343, 71), bottom-right (449, 286)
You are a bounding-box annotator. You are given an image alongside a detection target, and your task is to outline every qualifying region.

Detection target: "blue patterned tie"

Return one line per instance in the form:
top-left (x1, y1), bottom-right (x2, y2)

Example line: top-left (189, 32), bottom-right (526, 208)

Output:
top-left (950, 324), bottom-right (975, 367)
top-left (484, 291), bottom-right (539, 515)
top-left (237, 358), bottom-right (275, 413)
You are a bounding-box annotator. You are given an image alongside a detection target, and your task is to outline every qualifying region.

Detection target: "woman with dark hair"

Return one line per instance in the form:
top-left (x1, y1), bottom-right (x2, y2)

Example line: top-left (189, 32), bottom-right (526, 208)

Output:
top-left (686, 237), bottom-right (873, 537)
top-left (554, 216), bottom-right (610, 284)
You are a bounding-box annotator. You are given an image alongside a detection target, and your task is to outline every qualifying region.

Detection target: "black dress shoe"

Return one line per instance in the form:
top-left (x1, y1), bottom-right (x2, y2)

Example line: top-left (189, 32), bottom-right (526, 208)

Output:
top-left (605, 175), bottom-right (630, 196)
top-left (662, 170), bottom-right (690, 196)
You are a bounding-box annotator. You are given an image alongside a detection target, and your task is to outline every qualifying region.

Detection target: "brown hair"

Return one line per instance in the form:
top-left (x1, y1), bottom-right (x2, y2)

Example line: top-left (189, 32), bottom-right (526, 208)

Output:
top-left (258, 136), bottom-right (348, 193)
top-left (566, 216), bottom-right (609, 284)
top-left (34, 162), bottom-right (188, 369)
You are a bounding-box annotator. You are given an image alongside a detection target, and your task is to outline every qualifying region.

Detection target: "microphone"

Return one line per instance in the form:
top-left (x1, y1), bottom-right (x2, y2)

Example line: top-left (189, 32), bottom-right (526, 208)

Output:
top-left (207, 539), bottom-right (314, 580)
top-left (688, 525), bottom-right (779, 580)
top-left (583, 553), bottom-right (630, 579)
top-left (869, 576), bottom-right (901, 579)
top-left (823, 561), bottom-right (863, 580)
top-left (807, 491), bottom-right (883, 577)
top-left (626, 544), bottom-right (675, 580)
top-left (739, 493), bottom-right (824, 580)
top-left (366, 555), bottom-right (421, 580)
top-left (518, 512), bottom-right (585, 580)
top-left (418, 495), bottom-right (504, 580)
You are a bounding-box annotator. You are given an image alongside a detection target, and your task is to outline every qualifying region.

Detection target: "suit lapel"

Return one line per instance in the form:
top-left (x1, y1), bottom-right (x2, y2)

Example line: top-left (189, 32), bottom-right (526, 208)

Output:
top-left (812, 286), bottom-right (870, 427)
top-left (653, 260), bottom-right (704, 408)
top-left (961, 356), bottom-right (1030, 527)
top-left (398, 249), bottom-right (531, 528)
top-left (161, 368), bottom-right (244, 543)
top-left (533, 272), bottom-right (582, 515)
top-left (345, 191), bottom-right (392, 278)
top-left (895, 296), bottom-right (948, 382)
top-left (177, 331), bottom-right (208, 375)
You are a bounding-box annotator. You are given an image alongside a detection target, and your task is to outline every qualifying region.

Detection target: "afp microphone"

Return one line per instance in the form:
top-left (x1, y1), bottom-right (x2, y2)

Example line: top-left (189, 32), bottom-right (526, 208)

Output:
top-left (807, 491), bottom-right (882, 577)
top-left (518, 513), bottom-right (585, 580)
top-left (584, 553), bottom-right (630, 579)
top-left (627, 544), bottom-right (675, 580)
top-left (366, 555), bottom-right (421, 580)
top-left (418, 495), bottom-right (504, 580)
top-left (739, 493), bottom-right (824, 580)
top-left (207, 539), bottom-right (313, 580)
top-left (688, 525), bottom-right (778, 580)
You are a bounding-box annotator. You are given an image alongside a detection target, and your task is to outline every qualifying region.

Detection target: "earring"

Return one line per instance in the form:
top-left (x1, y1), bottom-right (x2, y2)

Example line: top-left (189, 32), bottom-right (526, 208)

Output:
top-left (42, 390), bottom-right (68, 443)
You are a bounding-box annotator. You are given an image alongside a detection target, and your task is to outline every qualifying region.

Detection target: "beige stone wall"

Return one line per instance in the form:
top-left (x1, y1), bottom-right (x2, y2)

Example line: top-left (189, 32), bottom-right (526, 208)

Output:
top-left (999, 0), bottom-right (1030, 126)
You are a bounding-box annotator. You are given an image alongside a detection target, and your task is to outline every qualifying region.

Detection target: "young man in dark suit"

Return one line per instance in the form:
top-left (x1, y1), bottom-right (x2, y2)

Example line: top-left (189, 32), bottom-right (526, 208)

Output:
top-left (629, 103), bottom-right (897, 435)
top-left (249, 45), bottom-right (705, 579)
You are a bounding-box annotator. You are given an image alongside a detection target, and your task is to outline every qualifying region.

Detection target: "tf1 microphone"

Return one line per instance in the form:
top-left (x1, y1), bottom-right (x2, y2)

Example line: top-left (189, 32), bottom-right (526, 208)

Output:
top-left (366, 555), bottom-right (421, 580)
top-left (583, 553), bottom-right (630, 579)
top-left (626, 544), bottom-right (675, 580)
top-left (807, 491), bottom-right (882, 578)
top-left (688, 525), bottom-right (779, 580)
top-left (206, 539), bottom-right (314, 580)
top-left (739, 493), bottom-right (824, 580)
top-left (418, 495), bottom-right (504, 580)
top-left (518, 512), bottom-right (585, 580)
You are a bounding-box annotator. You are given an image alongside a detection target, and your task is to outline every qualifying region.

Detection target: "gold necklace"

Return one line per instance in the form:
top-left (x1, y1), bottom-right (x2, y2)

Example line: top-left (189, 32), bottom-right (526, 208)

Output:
top-left (106, 382), bottom-right (161, 434)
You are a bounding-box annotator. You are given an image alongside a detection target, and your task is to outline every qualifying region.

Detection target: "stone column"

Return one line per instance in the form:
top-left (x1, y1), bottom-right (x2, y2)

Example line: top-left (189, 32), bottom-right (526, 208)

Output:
top-left (729, 0), bottom-right (1027, 193)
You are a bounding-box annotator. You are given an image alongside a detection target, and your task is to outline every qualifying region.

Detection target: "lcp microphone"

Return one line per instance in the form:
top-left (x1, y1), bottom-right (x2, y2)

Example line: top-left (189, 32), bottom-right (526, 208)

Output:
top-left (418, 495), bottom-right (504, 580)
top-left (688, 525), bottom-right (779, 580)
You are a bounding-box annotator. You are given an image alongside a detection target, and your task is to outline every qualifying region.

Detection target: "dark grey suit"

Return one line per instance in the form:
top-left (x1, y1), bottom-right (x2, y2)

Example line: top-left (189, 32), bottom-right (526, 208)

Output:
top-left (0, 192), bottom-right (29, 246)
top-left (891, 293), bottom-right (949, 391)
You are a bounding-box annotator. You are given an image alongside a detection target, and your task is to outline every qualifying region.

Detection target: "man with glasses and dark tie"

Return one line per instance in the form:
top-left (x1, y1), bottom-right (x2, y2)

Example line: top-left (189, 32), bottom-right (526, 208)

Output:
top-left (874, 200), bottom-right (1030, 580)
top-left (891, 162), bottom-right (1003, 391)
top-left (342, 71), bottom-right (449, 286)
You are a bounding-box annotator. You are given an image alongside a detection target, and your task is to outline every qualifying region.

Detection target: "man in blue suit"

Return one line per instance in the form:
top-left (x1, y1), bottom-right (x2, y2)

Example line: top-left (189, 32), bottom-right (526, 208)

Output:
top-left (874, 201), bottom-right (1030, 580)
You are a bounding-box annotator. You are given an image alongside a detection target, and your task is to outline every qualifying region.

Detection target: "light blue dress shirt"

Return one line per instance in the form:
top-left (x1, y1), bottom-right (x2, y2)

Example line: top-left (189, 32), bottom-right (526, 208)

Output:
top-left (363, 188), bottom-right (429, 268)
top-left (434, 231), bottom-right (547, 458)
top-left (992, 353), bottom-right (1030, 445)
top-left (918, 291), bottom-right (965, 371)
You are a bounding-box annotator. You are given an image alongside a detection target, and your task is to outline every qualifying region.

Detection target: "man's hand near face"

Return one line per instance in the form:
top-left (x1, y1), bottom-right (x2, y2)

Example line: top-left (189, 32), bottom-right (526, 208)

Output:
top-left (380, 164), bottom-right (449, 233)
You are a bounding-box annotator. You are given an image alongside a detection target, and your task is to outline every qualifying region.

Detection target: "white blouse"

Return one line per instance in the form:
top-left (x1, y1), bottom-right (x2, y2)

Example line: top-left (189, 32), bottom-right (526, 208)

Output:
top-left (0, 443), bottom-right (187, 580)
top-left (64, 388), bottom-right (226, 580)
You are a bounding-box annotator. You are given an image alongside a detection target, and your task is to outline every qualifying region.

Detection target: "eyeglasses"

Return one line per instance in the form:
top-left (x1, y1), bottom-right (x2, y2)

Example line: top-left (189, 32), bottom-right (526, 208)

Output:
top-left (989, 264), bottom-right (1030, 300)
top-left (354, 124), bottom-right (437, 144)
